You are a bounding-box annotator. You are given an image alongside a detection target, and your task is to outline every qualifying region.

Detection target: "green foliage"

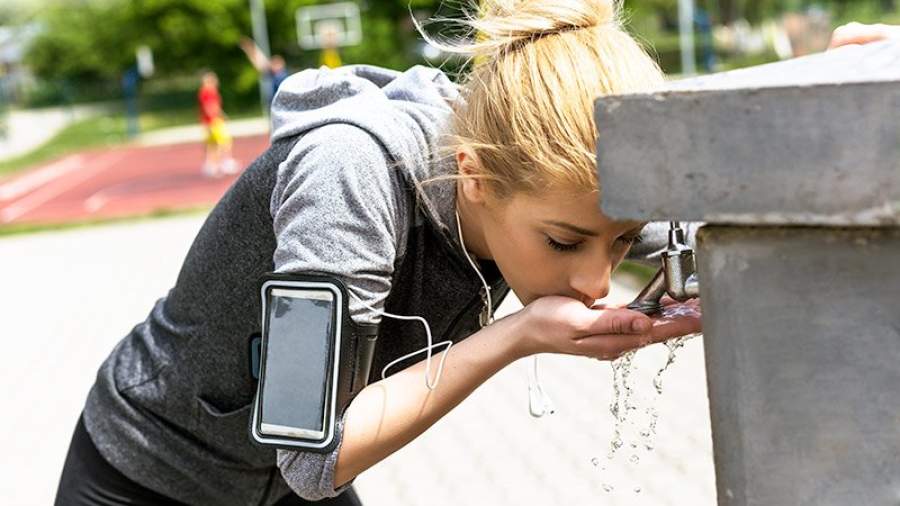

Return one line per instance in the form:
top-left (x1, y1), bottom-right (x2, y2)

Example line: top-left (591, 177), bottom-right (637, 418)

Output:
top-left (19, 0), bottom-right (900, 107)
top-left (28, 0), bottom-right (249, 80)
top-left (24, 0), bottom-right (439, 107)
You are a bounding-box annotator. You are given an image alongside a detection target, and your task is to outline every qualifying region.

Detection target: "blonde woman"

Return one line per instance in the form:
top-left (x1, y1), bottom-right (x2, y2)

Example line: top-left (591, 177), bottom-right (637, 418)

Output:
top-left (54, 1), bottom-right (891, 504)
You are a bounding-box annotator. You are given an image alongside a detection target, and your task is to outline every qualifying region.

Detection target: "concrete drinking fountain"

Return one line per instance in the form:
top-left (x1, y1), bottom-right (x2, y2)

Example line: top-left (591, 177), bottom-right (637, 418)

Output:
top-left (594, 40), bottom-right (900, 505)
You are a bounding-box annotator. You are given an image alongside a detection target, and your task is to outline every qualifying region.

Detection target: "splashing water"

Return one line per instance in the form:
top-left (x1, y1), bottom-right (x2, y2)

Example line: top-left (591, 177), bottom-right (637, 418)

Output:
top-left (591, 299), bottom-right (703, 495)
top-left (607, 350), bottom-right (636, 460)
top-left (652, 303), bottom-right (702, 394)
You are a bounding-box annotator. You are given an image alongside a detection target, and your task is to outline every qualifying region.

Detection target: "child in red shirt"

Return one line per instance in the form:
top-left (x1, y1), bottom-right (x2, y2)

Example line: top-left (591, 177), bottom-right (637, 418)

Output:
top-left (198, 71), bottom-right (238, 177)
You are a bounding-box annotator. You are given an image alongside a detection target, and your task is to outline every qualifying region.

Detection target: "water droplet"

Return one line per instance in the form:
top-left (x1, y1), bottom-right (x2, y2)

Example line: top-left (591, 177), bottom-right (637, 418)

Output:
top-left (630, 442), bottom-right (638, 449)
top-left (629, 454), bottom-right (640, 464)
top-left (602, 483), bottom-right (614, 493)
top-left (591, 457), bottom-right (600, 467)
top-left (634, 486), bottom-right (642, 494)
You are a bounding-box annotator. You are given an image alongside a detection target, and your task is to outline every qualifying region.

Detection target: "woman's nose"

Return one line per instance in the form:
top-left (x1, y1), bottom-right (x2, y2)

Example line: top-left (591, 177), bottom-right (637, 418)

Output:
top-left (570, 267), bottom-right (611, 303)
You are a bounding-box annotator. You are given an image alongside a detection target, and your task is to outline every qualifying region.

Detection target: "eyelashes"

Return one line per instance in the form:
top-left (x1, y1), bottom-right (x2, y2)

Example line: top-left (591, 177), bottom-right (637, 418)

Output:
top-left (545, 235), bottom-right (643, 253)
top-left (546, 236), bottom-right (580, 252)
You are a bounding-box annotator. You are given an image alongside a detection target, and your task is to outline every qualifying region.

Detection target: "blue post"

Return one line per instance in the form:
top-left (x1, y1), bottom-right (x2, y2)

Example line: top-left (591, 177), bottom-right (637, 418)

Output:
top-left (695, 8), bottom-right (717, 72)
top-left (122, 67), bottom-right (140, 138)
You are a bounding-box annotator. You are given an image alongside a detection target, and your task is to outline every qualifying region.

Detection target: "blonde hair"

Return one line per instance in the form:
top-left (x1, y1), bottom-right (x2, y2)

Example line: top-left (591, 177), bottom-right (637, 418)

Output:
top-left (423, 0), bottom-right (665, 197)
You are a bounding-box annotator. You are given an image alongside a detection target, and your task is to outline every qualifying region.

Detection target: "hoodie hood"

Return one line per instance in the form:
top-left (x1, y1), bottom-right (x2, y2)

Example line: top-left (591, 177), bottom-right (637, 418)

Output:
top-left (270, 64), bottom-right (464, 249)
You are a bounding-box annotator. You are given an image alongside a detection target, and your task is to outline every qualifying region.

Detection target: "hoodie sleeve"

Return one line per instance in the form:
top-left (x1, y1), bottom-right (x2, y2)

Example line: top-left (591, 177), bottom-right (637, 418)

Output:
top-left (269, 123), bottom-right (410, 500)
top-left (625, 221), bottom-right (703, 267)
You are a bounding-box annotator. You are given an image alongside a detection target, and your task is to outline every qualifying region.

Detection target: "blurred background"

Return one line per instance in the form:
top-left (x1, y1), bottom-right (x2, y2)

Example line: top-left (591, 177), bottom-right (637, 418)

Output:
top-left (1, 0), bottom-right (899, 196)
top-left (1, 1), bottom-right (898, 505)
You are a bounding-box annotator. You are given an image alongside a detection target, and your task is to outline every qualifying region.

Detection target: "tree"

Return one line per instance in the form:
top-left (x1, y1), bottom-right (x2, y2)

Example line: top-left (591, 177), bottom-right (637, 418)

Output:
top-left (25, 0), bottom-right (444, 104)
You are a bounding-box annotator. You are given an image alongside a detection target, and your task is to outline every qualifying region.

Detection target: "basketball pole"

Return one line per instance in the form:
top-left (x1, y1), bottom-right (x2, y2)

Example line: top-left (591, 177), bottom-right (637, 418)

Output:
top-left (249, 0), bottom-right (273, 116)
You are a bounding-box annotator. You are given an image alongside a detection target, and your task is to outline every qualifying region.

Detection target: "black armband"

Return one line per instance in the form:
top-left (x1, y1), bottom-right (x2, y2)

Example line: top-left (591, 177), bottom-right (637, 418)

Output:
top-left (249, 272), bottom-right (378, 453)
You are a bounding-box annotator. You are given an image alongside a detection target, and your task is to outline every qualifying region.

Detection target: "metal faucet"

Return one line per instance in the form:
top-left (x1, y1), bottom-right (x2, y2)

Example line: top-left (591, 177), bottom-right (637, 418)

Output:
top-left (627, 221), bottom-right (701, 315)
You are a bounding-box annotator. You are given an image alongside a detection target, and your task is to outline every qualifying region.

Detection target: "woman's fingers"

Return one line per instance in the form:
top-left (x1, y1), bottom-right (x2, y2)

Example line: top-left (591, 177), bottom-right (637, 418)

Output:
top-left (650, 298), bottom-right (702, 340)
top-left (829, 22), bottom-right (900, 49)
top-left (650, 312), bottom-right (702, 340)
top-left (572, 332), bottom-right (655, 360)
top-left (573, 300), bottom-right (702, 360)
top-left (574, 306), bottom-right (653, 336)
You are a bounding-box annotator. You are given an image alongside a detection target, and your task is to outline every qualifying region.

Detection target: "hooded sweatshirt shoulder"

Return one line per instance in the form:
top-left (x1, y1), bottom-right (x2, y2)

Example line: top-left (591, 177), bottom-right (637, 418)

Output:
top-left (268, 64), bottom-right (469, 322)
top-left (267, 64), bottom-right (469, 499)
top-left (82, 64), bottom-right (468, 506)
top-left (271, 65), bottom-right (466, 243)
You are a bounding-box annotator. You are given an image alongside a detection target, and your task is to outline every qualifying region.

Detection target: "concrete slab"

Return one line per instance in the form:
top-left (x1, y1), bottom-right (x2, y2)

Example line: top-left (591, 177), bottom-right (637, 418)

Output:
top-left (595, 39), bottom-right (900, 226)
top-left (696, 226), bottom-right (900, 506)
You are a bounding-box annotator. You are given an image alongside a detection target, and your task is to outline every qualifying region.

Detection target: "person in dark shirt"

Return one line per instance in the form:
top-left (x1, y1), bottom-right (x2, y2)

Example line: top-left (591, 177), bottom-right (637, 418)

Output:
top-left (241, 37), bottom-right (290, 110)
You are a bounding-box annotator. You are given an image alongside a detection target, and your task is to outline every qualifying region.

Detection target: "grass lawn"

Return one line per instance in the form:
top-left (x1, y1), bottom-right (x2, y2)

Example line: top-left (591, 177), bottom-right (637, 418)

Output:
top-left (0, 205), bottom-right (212, 238)
top-left (0, 106), bottom-right (257, 178)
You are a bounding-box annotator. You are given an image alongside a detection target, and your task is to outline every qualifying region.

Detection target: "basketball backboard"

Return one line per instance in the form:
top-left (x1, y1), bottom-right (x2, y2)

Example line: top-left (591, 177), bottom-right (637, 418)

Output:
top-left (296, 2), bottom-right (362, 50)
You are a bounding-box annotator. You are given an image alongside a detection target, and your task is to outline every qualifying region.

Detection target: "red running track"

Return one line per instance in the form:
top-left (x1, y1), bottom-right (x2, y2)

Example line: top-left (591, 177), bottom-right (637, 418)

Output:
top-left (0, 135), bottom-right (270, 226)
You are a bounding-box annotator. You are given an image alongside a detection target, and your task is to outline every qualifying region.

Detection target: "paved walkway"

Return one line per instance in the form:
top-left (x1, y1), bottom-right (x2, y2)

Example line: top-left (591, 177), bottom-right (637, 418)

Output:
top-left (0, 215), bottom-right (717, 505)
top-left (0, 104), bottom-right (106, 162)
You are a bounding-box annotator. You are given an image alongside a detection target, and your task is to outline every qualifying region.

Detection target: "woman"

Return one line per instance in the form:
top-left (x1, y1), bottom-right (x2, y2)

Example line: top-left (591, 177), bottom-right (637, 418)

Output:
top-left (54, 1), bottom-right (890, 504)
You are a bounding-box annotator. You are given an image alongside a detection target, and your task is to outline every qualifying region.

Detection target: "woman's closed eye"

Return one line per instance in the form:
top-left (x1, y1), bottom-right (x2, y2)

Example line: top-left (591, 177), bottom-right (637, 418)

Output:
top-left (546, 236), bottom-right (581, 252)
top-left (546, 233), bottom-right (641, 253)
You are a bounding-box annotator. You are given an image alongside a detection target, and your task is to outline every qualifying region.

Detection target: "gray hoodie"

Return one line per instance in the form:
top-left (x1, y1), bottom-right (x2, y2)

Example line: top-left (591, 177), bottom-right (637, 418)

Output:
top-left (82, 64), bottom-right (694, 505)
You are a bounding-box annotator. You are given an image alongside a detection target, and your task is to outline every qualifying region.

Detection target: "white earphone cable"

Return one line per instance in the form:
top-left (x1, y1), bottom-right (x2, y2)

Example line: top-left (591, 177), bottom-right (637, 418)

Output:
top-left (341, 206), bottom-right (493, 391)
top-left (346, 206), bottom-right (553, 417)
top-left (347, 293), bottom-right (452, 391)
top-left (455, 209), bottom-right (494, 327)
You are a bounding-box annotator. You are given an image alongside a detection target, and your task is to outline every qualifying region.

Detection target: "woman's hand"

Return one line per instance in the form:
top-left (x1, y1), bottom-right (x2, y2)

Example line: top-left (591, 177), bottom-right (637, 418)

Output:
top-left (645, 296), bottom-right (703, 342)
top-left (512, 295), bottom-right (702, 361)
top-left (829, 22), bottom-right (900, 49)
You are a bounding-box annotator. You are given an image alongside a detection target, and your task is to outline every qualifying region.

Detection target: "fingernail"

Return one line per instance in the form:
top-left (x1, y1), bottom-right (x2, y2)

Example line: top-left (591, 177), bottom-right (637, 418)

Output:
top-left (632, 319), bottom-right (651, 333)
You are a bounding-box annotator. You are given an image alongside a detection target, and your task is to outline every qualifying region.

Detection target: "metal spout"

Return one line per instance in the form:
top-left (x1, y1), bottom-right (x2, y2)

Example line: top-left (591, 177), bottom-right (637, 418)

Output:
top-left (627, 222), bottom-right (701, 314)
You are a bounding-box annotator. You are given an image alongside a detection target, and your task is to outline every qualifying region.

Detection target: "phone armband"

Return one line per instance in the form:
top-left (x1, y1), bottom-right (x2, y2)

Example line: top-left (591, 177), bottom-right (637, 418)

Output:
top-left (249, 272), bottom-right (378, 453)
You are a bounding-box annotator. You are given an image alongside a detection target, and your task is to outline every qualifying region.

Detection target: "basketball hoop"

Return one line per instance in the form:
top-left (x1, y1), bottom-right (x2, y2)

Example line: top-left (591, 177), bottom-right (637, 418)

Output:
top-left (296, 2), bottom-right (362, 50)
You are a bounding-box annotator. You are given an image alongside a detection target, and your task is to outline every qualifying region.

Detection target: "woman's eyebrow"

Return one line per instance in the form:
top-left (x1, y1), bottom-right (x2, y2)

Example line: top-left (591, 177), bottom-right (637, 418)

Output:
top-left (542, 220), bottom-right (599, 237)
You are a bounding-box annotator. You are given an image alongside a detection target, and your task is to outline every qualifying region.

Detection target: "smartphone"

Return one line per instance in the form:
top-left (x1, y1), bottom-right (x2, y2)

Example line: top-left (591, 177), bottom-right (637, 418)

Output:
top-left (250, 278), bottom-right (344, 451)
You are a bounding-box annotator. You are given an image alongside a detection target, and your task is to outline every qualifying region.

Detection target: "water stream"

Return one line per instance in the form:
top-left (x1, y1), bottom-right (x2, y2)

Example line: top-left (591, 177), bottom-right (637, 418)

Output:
top-left (594, 301), bottom-right (703, 494)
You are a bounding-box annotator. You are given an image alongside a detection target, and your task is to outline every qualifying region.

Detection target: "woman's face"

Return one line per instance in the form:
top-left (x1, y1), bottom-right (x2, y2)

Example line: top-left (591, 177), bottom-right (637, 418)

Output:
top-left (462, 184), bottom-right (645, 307)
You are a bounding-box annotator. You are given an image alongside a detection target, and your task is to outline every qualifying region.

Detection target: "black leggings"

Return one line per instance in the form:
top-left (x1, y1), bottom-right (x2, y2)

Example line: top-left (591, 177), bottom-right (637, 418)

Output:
top-left (55, 414), bottom-right (363, 506)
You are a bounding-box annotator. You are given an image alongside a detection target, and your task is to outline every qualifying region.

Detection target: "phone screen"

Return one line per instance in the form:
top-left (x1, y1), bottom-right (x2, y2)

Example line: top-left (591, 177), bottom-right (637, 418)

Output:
top-left (259, 288), bottom-right (335, 439)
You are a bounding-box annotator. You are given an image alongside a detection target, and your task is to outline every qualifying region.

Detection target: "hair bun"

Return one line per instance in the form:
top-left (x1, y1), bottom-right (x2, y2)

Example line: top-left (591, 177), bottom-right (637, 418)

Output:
top-left (414, 0), bottom-right (619, 63)
top-left (474, 0), bottom-right (616, 48)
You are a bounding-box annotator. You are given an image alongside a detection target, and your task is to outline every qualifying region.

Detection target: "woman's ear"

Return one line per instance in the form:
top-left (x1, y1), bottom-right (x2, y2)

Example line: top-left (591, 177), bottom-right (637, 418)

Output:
top-left (456, 146), bottom-right (489, 206)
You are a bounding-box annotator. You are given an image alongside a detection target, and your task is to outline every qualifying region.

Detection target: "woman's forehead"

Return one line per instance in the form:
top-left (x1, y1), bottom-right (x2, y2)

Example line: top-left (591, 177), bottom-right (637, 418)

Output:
top-left (508, 189), bottom-right (643, 232)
